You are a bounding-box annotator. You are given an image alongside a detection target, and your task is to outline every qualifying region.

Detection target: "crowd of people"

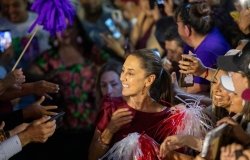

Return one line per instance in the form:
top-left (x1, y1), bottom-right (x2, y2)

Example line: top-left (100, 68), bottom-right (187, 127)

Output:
top-left (0, 0), bottom-right (250, 159)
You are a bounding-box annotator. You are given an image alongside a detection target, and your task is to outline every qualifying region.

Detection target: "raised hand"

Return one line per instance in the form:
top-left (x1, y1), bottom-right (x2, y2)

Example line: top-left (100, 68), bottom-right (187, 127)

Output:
top-left (160, 135), bottom-right (186, 158)
top-left (179, 54), bottom-right (206, 77)
top-left (101, 33), bottom-right (124, 58)
top-left (217, 117), bottom-right (250, 144)
top-left (106, 108), bottom-right (133, 134)
top-left (220, 143), bottom-right (243, 160)
top-left (23, 96), bottom-right (58, 120)
top-left (160, 135), bottom-right (203, 159)
top-left (18, 116), bottom-right (56, 146)
top-left (31, 80), bottom-right (59, 98)
top-left (4, 68), bottom-right (26, 90)
top-left (238, 9), bottom-right (250, 34)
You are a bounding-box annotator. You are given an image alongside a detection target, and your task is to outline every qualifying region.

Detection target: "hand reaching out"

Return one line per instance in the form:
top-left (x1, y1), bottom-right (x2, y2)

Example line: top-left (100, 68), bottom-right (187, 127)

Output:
top-left (160, 135), bottom-right (186, 159)
top-left (18, 116), bottom-right (56, 146)
top-left (3, 68), bottom-right (25, 90)
top-left (31, 80), bottom-right (59, 98)
top-left (238, 9), bottom-right (250, 34)
top-left (101, 33), bottom-right (125, 58)
top-left (23, 96), bottom-right (58, 120)
top-left (179, 54), bottom-right (206, 77)
top-left (220, 143), bottom-right (243, 160)
top-left (217, 117), bottom-right (250, 144)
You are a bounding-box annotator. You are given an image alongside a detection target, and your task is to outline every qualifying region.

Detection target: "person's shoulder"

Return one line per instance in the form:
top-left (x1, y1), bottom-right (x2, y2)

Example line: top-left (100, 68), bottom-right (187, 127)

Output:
top-left (206, 28), bottom-right (230, 45)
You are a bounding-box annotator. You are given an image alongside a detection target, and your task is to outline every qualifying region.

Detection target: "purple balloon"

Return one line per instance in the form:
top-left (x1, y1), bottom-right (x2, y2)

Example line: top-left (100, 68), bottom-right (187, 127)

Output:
top-left (29, 0), bottom-right (75, 35)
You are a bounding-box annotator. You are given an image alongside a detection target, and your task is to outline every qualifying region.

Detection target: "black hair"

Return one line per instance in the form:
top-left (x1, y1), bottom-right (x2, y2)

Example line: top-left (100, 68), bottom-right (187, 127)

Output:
top-left (211, 5), bottom-right (246, 48)
top-left (155, 17), bottom-right (183, 47)
top-left (129, 49), bottom-right (173, 104)
top-left (175, 1), bottom-right (213, 35)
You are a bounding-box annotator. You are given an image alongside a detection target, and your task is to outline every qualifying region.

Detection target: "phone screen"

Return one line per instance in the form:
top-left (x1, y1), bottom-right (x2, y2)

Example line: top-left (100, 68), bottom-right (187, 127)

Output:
top-left (0, 30), bottom-right (12, 54)
top-left (105, 18), bottom-right (121, 39)
top-left (46, 111), bottom-right (65, 122)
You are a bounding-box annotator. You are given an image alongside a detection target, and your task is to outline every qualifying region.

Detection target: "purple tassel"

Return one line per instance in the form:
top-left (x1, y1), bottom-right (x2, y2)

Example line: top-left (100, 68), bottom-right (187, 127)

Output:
top-left (29, 0), bottom-right (75, 35)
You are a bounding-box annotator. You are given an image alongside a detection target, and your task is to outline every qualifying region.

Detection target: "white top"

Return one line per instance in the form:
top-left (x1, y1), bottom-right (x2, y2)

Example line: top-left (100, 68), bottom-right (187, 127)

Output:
top-left (0, 135), bottom-right (22, 160)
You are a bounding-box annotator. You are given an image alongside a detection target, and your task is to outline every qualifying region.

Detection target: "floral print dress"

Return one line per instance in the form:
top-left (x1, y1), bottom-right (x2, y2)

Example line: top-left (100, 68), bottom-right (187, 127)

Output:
top-left (35, 50), bottom-right (97, 129)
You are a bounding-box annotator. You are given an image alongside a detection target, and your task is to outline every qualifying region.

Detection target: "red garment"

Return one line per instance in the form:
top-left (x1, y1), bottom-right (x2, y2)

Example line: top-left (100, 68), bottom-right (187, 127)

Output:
top-left (96, 97), bottom-right (174, 145)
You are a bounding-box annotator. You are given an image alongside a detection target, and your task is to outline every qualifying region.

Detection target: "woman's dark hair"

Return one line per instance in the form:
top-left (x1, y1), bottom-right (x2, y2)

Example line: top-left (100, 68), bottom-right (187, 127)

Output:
top-left (129, 49), bottom-right (173, 104)
top-left (175, 1), bottom-right (213, 35)
top-left (95, 60), bottom-right (123, 106)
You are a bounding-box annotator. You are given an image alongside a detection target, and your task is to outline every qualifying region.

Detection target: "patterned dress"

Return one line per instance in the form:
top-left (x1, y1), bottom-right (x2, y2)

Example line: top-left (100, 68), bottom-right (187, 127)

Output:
top-left (35, 49), bottom-right (97, 129)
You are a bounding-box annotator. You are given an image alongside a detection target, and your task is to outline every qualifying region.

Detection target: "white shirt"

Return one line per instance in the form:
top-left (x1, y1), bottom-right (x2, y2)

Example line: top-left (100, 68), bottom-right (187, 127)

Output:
top-left (0, 135), bottom-right (22, 160)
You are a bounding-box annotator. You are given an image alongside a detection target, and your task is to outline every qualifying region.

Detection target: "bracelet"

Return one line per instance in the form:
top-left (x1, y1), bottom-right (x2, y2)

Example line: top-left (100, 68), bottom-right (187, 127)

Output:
top-left (203, 68), bottom-right (209, 79)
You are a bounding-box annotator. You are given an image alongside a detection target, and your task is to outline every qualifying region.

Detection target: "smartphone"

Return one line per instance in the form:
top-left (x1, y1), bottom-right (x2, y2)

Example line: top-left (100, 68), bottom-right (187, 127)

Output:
top-left (0, 30), bottom-right (12, 54)
top-left (201, 114), bottom-right (242, 159)
top-left (45, 111), bottom-right (65, 122)
top-left (178, 56), bottom-right (194, 87)
top-left (179, 73), bottom-right (194, 87)
top-left (104, 18), bottom-right (122, 40)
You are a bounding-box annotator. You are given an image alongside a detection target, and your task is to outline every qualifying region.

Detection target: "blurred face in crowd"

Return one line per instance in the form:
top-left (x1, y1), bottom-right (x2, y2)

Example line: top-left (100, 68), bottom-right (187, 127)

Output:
top-left (164, 40), bottom-right (183, 63)
top-left (56, 22), bottom-right (80, 46)
top-left (100, 71), bottom-right (122, 97)
top-left (80, 0), bottom-right (102, 14)
top-left (228, 92), bottom-right (243, 113)
top-left (120, 55), bottom-right (149, 97)
top-left (230, 72), bottom-right (249, 96)
top-left (1, 0), bottom-right (28, 23)
top-left (211, 70), bottom-right (231, 110)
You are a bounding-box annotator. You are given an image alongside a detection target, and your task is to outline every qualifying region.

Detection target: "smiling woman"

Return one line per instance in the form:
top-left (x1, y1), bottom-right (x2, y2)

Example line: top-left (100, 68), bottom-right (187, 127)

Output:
top-left (88, 49), bottom-right (176, 160)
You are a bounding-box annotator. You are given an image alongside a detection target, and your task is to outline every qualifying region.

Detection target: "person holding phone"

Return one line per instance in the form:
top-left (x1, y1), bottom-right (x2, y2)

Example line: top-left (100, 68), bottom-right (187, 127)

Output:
top-left (0, 0), bottom-right (51, 70)
top-left (175, 1), bottom-right (231, 94)
top-left (0, 116), bottom-right (56, 160)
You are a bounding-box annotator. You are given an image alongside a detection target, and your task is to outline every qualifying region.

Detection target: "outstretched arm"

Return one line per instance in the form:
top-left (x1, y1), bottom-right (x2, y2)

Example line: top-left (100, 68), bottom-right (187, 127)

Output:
top-left (0, 80), bottom-right (59, 101)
